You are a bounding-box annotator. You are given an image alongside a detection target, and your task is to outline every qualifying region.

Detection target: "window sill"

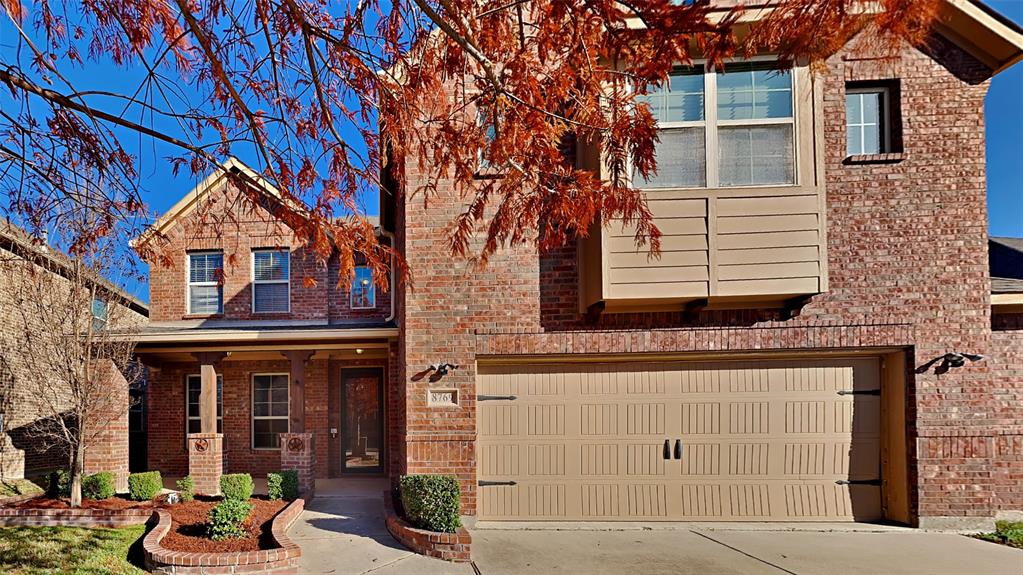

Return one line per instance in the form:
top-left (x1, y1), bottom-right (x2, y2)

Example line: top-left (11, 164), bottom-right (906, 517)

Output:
top-left (843, 152), bottom-right (904, 165)
top-left (183, 313), bottom-right (224, 320)
top-left (473, 170), bottom-right (505, 180)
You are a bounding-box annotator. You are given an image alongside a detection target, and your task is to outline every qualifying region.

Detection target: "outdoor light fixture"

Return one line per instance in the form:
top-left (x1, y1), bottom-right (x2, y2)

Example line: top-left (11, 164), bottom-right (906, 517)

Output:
top-left (915, 352), bottom-right (985, 374)
top-left (429, 363), bottom-right (460, 377)
top-left (355, 348), bottom-right (364, 355)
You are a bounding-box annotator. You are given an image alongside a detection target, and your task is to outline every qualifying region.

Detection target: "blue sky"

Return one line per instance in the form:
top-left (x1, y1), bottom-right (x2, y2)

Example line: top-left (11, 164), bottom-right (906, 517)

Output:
top-left (984, 1), bottom-right (1023, 238)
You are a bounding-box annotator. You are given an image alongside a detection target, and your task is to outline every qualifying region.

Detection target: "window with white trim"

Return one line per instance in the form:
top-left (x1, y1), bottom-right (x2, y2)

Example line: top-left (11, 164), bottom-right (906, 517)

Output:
top-left (186, 374), bottom-right (223, 435)
top-left (350, 266), bottom-right (375, 309)
top-left (635, 61), bottom-right (795, 189)
top-left (846, 87), bottom-right (889, 156)
top-left (252, 374), bottom-right (289, 449)
top-left (188, 251), bottom-right (223, 315)
top-left (252, 249), bottom-right (290, 313)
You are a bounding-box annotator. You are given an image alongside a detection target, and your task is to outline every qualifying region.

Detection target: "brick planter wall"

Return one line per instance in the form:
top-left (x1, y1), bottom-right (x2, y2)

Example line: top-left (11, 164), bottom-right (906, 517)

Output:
top-left (0, 501), bottom-right (154, 528)
top-left (144, 498), bottom-right (305, 575)
top-left (383, 490), bottom-right (471, 562)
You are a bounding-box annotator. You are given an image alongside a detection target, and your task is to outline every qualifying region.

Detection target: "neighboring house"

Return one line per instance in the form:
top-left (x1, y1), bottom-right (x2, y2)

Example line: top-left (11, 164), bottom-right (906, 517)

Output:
top-left (0, 222), bottom-right (149, 480)
top-left (133, 1), bottom-right (1023, 530)
top-left (990, 236), bottom-right (1023, 327)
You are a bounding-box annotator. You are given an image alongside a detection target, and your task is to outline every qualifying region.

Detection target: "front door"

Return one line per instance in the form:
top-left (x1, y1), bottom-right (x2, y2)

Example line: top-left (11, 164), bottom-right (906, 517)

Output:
top-left (341, 367), bottom-right (384, 473)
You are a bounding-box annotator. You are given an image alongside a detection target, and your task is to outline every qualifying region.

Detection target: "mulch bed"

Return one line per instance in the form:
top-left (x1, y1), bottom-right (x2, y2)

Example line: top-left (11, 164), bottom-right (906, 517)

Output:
top-left (3, 494), bottom-right (289, 553)
top-left (159, 496), bottom-right (288, 553)
top-left (3, 495), bottom-right (158, 510)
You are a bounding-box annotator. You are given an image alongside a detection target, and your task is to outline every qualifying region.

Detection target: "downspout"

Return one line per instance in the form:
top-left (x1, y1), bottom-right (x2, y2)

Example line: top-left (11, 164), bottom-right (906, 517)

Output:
top-left (379, 228), bottom-right (397, 324)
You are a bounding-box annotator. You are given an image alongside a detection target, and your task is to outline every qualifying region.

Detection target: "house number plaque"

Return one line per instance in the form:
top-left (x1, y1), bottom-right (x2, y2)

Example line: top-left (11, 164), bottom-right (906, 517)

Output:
top-left (429, 389), bottom-right (458, 407)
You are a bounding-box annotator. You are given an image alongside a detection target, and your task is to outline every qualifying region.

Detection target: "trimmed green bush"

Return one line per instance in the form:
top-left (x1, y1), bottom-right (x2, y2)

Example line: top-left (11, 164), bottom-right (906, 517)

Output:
top-left (82, 472), bottom-right (116, 500)
top-left (219, 473), bottom-right (253, 501)
top-left (280, 470), bottom-right (299, 500)
top-left (399, 475), bottom-right (462, 533)
top-left (207, 499), bottom-right (253, 540)
top-left (47, 470), bottom-right (70, 498)
top-left (127, 471), bottom-right (162, 501)
top-left (266, 473), bottom-right (283, 501)
top-left (176, 476), bottom-right (195, 503)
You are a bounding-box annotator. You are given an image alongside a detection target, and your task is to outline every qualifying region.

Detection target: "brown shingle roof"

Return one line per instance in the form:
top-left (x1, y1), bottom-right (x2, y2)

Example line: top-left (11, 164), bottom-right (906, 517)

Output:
top-left (990, 237), bottom-right (1023, 294)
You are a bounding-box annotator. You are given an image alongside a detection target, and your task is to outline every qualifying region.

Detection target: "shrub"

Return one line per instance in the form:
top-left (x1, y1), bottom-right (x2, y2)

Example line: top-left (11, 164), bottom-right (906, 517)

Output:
top-left (266, 473), bottom-right (283, 501)
top-left (207, 499), bottom-right (253, 540)
top-left (219, 473), bottom-right (253, 501)
top-left (82, 472), bottom-right (116, 500)
top-left (127, 471), bottom-right (163, 501)
top-left (47, 470), bottom-right (70, 498)
top-left (399, 475), bottom-right (462, 533)
top-left (280, 470), bottom-right (300, 500)
top-left (176, 476), bottom-right (195, 503)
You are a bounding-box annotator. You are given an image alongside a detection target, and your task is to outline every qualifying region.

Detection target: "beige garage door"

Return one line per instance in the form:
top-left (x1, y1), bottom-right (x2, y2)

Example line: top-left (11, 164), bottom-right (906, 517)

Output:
top-left (477, 358), bottom-right (882, 521)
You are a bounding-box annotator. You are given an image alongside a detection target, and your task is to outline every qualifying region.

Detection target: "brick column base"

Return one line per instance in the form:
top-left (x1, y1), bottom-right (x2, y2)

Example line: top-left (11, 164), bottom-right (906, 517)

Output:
top-left (83, 360), bottom-right (130, 492)
top-left (188, 433), bottom-right (223, 496)
top-left (280, 433), bottom-right (315, 497)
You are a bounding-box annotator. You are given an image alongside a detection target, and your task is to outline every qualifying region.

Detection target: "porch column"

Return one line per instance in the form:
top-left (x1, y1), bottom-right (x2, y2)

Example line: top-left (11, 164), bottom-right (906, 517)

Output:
top-left (189, 352), bottom-right (228, 496)
top-left (282, 350), bottom-right (314, 433)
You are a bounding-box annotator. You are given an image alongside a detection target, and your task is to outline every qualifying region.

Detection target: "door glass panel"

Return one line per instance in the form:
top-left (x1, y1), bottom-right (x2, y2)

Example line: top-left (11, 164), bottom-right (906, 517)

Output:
top-left (342, 370), bottom-right (383, 472)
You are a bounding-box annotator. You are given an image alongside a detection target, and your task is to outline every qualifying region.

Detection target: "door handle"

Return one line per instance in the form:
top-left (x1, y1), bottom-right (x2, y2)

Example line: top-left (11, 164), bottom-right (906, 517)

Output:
top-left (663, 439), bottom-right (671, 460)
top-left (674, 439), bottom-right (682, 460)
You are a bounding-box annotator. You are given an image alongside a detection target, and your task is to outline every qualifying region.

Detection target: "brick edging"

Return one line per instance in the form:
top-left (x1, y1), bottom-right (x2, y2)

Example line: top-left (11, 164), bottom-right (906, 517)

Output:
top-left (0, 499), bottom-right (154, 528)
top-left (143, 498), bottom-right (305, 574)
top-left (383, 490), bottom-right (471, 562)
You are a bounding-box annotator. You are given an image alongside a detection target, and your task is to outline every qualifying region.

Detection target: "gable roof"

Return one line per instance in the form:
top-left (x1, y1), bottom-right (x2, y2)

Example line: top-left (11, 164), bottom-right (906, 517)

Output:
top-left (133, 157), bottom-right (306, 248)
top-left (935, 0), bottom-right (1023, 74)
top-left (991, 236), bottom-right (1023, 294)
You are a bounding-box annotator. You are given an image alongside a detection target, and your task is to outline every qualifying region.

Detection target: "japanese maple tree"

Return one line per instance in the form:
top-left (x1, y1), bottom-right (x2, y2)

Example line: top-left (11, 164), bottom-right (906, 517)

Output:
top-left (0, 0), bottom-right (938, 281)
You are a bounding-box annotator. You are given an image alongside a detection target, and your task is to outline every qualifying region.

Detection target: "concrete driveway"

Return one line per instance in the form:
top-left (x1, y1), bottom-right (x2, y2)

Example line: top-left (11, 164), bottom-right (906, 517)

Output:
top-left (470, 527), bottom-right (1023, 575)
top-left (289, 482), bottom-right (1021, 575)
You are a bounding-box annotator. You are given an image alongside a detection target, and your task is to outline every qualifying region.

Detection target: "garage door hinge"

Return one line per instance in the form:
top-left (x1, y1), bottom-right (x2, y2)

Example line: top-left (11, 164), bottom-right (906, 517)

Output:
top-left (479, 480), bottom-right (518, 487)
top-left (477, 394), bottom-right (517, 401)
top-left (837, 389), bottom-right (881, 396)
top-left (835, 479), bottom-right (882, 486)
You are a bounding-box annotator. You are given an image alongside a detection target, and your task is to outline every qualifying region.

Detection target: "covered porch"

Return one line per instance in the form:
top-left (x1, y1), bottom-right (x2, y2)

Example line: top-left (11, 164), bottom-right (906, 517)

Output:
top-left (133, 324), bottom-right (399, 494)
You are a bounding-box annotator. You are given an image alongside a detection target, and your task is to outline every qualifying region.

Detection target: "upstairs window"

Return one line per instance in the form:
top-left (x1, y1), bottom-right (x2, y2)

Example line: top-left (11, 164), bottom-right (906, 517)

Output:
top-left (351, 266), bottom-right (375, 309)
top-left (91, 297), bottom-right (109, 331)
top-left (252, 374), bottom-right (289, 449)
top-left (846, 85), bottom-right (896, 156)
top-left (188, 251), bottom-right (223, 315)
top-left (635, 61), bottom-right (795, 189)
top-left (186, 374), bottom-right (223, 435)
top-left (252, 249), bottom-right (290, 313)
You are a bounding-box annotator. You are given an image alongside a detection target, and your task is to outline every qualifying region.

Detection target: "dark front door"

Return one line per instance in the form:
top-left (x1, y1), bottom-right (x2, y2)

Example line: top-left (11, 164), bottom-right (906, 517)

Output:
top-left (341, 367), bottom-right (384, 473)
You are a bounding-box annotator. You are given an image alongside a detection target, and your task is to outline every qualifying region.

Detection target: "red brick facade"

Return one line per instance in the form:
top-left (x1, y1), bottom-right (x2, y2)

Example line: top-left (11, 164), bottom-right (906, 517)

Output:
top-left (392, 33), bottom-right (1023, 526)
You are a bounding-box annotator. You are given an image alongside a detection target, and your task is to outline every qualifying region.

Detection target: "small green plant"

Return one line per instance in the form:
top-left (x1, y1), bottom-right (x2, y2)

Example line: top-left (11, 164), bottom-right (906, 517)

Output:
top-left (82, 472), bottom-right (116, 500)
top-left (280, 470), bottom-right (300, 500)
top-left (175, 476), bottom-right (195, 502)
top-left (47, 470), bottom-right (70, 498)
top-left (207, 499), bottom-right (253, 540)
top-left (219, 473), bottom-right (254, 501)
top-left (127, 471), bottom-right (162, 501)
top-left (399, 475), bottom-right (462, 533)
top-left (266, 473), bottom-right (283, 501)
top-left (974, 520), bottom-right (1023, 549)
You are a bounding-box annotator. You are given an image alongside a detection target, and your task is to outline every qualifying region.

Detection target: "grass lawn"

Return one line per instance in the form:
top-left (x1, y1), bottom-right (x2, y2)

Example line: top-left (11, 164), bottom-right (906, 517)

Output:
top-left (0, 478), bottom-right (45, 498)
top-left (973, 520), bottom-right (1023, 550)
top-left (0, 525), bottom-right (146, 575)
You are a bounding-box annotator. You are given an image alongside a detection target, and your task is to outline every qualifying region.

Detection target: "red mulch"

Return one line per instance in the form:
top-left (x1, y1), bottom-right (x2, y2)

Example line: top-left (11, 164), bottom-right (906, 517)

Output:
top-left (159, 497), bottom-right (288, 553)
top-left (4, 495), bottom-right (158, 510)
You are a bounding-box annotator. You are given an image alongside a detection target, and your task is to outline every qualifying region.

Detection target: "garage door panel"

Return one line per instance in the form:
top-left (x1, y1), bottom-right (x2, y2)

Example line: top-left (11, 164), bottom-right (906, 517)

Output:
top-left (477, 358), bottom-right (883, 522)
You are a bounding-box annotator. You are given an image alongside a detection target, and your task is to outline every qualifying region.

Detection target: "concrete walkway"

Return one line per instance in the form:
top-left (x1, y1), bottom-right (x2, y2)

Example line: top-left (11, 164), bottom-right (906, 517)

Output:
top-left (289, 478), bottom-right (471, 575)
top-left (288, 481), bottom-right (1022, 575)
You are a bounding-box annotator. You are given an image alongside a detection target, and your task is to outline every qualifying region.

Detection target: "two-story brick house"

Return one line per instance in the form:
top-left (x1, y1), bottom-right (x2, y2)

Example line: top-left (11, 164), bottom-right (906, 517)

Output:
top-left (135, 0), bottom-right (1023, 529)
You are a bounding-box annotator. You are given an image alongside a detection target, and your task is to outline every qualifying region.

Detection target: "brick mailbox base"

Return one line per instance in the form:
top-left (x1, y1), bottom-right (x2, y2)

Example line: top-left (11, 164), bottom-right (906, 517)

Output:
top-left (280, 433), bottom-right (315, 497)
top-left (188, 433), bottom-right (223, 496)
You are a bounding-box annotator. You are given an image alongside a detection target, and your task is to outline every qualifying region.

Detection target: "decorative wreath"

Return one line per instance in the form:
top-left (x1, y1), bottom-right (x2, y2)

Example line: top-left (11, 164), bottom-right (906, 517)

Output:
top-left (193, 438), bottom-right (210, 453)
top-left (287, 437), bottom-right (305, 452)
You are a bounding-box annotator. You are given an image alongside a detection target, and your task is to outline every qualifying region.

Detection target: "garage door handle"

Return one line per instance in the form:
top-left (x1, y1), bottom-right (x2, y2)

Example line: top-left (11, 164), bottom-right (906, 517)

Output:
top-left (477, 395), bottom-right (517, 401)
top-left (835, 479), bottom-right (881, 486)
top-left (663, 440), bottom-right (671, 460)
top-left (479, 480), bottom-right (517, 487)
top-left (674, 439), bottom-right (683, 460)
